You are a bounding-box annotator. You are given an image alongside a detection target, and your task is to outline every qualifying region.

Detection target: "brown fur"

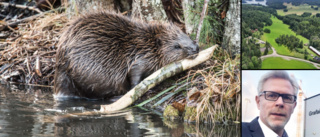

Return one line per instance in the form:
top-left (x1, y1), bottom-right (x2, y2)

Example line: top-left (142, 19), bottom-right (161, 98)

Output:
top-left (54, 11), bottom-right (198, 99)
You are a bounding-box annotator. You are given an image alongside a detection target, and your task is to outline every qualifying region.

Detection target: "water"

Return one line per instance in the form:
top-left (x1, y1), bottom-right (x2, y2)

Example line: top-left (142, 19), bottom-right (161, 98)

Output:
top-left (0, 84), bottom-right (240, 137)
top-left (243, 0), bottom-right (267, 6)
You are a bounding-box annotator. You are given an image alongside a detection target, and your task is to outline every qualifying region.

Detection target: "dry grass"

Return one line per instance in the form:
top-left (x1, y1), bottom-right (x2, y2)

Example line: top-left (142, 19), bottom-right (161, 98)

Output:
top-left (0, 12), bottom-right (68, 86)
top-left (181, 48), bottom-right (240, 124)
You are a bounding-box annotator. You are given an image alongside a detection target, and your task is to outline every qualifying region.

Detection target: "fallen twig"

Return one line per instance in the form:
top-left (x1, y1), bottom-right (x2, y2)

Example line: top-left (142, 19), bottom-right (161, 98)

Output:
top-left (0, 7), bottom-right (65, 31)
top-left (0, 13), bottom-right (44, 31)
top-left (0, 2), bottom-right (43, 13)
top-left (6, 81), bottom-right (53, 88)
top-left (35, 56), bottom-right (42, 77)
top-left (100, 45), bottom-right (218, 112)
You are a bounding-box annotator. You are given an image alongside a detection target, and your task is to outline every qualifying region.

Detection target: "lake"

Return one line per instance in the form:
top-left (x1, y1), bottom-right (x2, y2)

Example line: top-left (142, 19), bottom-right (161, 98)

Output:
top-left (243, 0), bottom-right (267, 6)
top-left (0, 84), bottom-right (240, 137)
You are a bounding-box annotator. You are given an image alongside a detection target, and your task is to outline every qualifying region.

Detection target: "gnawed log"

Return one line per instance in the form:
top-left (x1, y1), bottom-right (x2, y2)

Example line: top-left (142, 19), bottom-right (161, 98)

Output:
top-left (100, 45), bottom-right (218, 112)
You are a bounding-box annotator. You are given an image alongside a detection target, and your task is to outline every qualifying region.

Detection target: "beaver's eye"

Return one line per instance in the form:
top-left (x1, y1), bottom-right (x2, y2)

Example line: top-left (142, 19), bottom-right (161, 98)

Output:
top-left (174, 44), bottom-right (181, 49)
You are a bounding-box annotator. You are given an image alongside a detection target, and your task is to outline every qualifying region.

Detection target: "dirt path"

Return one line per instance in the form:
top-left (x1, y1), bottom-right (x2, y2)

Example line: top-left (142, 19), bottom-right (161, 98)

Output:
top-left (255, 38), bottom-right (265, 44)
top-left (246, 36), bottom-right (265, 44)
top-left (261, 47), bottom-right (320, 69)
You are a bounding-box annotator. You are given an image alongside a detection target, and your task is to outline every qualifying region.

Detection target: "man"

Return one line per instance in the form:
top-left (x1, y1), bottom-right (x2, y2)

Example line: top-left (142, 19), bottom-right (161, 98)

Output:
top-left (242, 71), bottom-right (298, 137)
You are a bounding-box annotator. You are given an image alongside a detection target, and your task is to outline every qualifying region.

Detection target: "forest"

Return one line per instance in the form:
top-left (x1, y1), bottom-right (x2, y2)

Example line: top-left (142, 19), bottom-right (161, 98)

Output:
top-left (281, 14), bottom-right (320, 50)
top-left (267, 0), bottom-right (320, 8)
top-left (275, 34), bottom-right (303, 51)
top-left (242, 0), bottom-right (320, 69)
top-left (242, 39), bottom-right (262, 69)
top-left (242, 5), bottom-right (276, 69)
top-left (242, 5), bottom-right (276, 38)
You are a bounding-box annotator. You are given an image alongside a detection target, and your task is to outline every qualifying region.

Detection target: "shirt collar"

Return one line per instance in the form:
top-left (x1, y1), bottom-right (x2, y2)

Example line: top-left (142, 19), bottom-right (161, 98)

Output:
top-left (258, 117), bottom-right (280, 137)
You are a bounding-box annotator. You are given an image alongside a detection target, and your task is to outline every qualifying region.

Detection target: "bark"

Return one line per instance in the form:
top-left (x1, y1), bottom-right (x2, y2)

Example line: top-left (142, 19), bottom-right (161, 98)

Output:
top-left (66, 0), bottom-right (166, 22)
top-left (195, 0), bottom-right (209, 44)
top-left (132, 0), bottom-right (167, 22)
top-left (182, 0), bottom-right (195, 35)
top-left (100, 45), bottom-right (218, 112)
top-left (161, 0), bottom-right (185, 32)
top-left (222, 0), bottom-right (240, 57)
top-left (66, 0), bottom-right (132, 17)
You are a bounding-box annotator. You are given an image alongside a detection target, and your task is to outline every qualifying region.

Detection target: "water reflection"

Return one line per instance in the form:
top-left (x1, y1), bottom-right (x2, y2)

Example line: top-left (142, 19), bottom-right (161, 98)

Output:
top-left (0, 84), bottom-right (240, 136)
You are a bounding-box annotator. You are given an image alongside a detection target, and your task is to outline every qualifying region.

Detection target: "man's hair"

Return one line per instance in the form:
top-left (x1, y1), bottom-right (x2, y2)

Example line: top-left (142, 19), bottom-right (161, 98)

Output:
top-left (257, 71), bottom-right (298, 96)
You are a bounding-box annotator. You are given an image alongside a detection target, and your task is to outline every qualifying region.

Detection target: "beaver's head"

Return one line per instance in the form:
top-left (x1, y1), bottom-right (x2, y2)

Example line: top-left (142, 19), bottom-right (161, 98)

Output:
top-left (156, 24), bottom-right (199, 66)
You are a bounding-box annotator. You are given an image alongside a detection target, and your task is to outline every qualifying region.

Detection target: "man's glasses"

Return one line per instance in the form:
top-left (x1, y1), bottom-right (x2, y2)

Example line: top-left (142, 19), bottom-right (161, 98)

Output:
top-left (259, 91), bottom-right (296, 104)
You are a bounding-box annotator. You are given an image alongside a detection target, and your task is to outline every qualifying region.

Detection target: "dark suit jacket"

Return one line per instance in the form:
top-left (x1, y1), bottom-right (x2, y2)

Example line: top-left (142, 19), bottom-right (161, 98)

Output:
top-left (242, 117), bottom-right (288, 137)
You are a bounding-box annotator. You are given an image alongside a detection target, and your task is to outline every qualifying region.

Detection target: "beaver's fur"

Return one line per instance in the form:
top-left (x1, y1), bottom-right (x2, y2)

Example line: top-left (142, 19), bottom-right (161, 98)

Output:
top-left (54, 12), bottom-right (199, 99)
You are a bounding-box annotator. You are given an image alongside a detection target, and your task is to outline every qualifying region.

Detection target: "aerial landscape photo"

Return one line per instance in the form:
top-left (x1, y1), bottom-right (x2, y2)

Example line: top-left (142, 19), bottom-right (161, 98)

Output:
top-left (242, 0), bottom-right (320, 69)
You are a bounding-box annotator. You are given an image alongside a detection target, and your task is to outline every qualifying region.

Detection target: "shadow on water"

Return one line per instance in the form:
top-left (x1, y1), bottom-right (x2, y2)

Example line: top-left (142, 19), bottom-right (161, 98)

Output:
top-left (0, 84), bottom-right (240, 137)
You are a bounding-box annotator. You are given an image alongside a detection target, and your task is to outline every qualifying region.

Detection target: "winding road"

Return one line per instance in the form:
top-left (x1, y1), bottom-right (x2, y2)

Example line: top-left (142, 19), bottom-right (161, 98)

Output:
top-left (261, 47), bottom-right (320, 69)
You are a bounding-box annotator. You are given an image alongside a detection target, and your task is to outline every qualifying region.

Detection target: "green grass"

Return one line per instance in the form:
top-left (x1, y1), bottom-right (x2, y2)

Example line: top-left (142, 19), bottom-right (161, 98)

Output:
top-left (268, 47), bottom-right (273, 55)
top-left (261, 15), bottom-right (315, 59)
top-left (261, 57), bottom-right (317, 69)
top-left (277, 3), bottom-right (319, 16)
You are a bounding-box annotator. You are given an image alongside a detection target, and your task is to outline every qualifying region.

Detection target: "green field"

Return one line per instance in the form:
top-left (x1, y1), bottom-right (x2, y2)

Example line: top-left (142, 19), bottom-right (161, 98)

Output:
top-left (261, 57), bottom-right (317, 69)
top-left (261, 15), bottom-right (315, 59)
top-left (277, 3), bottom-right (319, 16)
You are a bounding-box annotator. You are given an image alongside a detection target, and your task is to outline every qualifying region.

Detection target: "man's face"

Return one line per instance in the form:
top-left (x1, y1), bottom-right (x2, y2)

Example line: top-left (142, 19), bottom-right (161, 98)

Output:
top-left (256, 78), bottom-right (296, 132)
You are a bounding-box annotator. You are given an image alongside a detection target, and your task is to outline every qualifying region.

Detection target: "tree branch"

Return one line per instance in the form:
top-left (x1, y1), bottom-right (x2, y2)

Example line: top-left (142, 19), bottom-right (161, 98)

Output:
top-left (0, 2), bottom-right (43, 13)
top-left (100, 45), bottom-right (218, 112)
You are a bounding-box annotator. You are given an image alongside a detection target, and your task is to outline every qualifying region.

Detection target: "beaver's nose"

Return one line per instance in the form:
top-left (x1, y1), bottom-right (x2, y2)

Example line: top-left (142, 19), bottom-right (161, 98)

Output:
top-left (192, 46), bottom-right (199, 54)
top-left (195, 46), bottom-right (199, 53)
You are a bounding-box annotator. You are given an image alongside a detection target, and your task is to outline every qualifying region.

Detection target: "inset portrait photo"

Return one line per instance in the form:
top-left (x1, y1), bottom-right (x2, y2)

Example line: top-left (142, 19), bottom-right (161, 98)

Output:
top-left (242, 70), bottom-right (320, 137)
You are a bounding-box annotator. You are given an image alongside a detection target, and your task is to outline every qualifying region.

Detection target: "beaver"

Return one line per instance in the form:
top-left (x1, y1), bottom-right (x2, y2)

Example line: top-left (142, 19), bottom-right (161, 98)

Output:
top-left (54, 11), bottom-right (199, 99)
